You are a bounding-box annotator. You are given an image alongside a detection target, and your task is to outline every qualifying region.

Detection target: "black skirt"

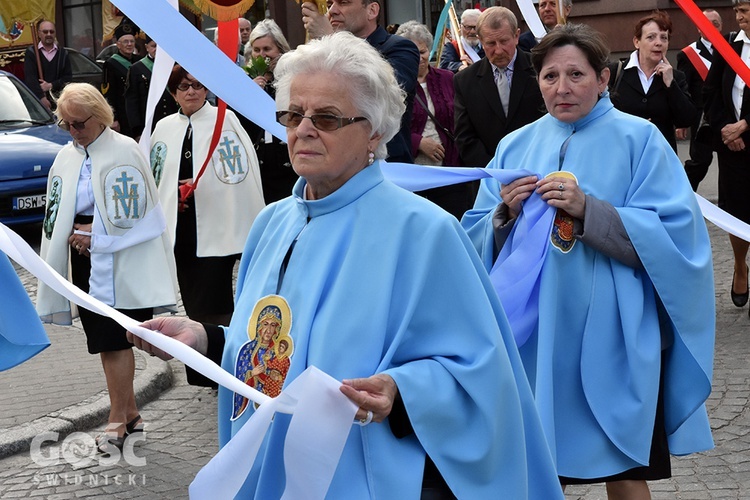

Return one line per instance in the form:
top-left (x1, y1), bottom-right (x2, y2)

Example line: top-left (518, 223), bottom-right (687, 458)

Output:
top-left (69, 240), bottom-right (152, 355)
top-left (559, 369), bottom-right (671, 484)
top-left (173, 198), bottom-right (237, 320)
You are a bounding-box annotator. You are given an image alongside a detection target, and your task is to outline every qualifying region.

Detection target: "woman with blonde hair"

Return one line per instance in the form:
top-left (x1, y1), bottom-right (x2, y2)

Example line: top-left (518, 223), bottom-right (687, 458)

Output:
top-left (38, 82), bottom-right (177, 453)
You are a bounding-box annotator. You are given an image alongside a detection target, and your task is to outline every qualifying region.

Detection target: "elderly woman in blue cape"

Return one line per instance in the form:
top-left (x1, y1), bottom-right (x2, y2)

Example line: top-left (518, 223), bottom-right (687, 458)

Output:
top-left (462, 24), bottom-right (715, 498)
top-left (129, 32), bottom-right (562, 498)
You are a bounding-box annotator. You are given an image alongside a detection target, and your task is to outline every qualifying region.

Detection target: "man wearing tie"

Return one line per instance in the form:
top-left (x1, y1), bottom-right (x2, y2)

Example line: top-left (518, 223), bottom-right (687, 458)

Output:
top-left (454, 7), bottom-right (545, 171)
top-left (676, 9), bottom-right (722, 191)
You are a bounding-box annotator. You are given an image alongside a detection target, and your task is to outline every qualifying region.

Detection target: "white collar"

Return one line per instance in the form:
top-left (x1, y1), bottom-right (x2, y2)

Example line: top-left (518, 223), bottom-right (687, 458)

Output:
top-left (734, 30), bottom-right (750, 44)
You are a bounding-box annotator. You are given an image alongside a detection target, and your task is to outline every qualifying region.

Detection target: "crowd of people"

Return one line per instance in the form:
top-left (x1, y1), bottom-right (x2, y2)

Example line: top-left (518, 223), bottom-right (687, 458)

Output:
top-left (13, 0), bottom-right (750, 497)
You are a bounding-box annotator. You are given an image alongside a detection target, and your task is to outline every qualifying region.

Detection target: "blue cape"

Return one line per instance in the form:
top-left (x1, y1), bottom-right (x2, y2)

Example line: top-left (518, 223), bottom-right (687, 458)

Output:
top-left (218, 162), bottom-right (562, 498)
top-left (0, 252), bottom-right (49, 371)
top-left (462, 97), bottom-right (715, 478)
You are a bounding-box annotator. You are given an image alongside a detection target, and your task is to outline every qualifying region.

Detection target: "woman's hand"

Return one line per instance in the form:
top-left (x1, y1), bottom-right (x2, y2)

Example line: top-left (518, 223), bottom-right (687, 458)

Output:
top-left (500, 175), bottom-right (538, 219)
top-left (340, 373), bottom-right (397, 424)
top-left (253, 76), bottom-right (268, 89)
top-left (301, 2), bottom-right (333, 39)
top-left (126, 316), bottom-right (208, 360)
top-left (418, 138), bottom-right (445, 164)
top-left (69, 223), bottom-right (92, 257)
top-left (537, 176), bottom-right (586, 219)
top-left (721, 120), bottom-right (748, 145)
top-left (654, 59), bottom-right (674, 88)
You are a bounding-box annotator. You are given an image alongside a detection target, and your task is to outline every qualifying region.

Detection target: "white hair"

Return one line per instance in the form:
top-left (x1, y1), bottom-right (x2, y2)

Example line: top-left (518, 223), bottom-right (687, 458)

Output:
top-left (274, 32), bottom-right (406, 160)
top-left (461, 8), bottom-right (482, 23)
top-left (245, 18), bottom-right (291, 62)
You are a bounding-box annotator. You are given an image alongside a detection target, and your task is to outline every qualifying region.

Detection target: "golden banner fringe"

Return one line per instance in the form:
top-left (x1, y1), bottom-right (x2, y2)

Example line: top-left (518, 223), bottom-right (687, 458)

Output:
top-left (191, 0), bottom-right (255, 21)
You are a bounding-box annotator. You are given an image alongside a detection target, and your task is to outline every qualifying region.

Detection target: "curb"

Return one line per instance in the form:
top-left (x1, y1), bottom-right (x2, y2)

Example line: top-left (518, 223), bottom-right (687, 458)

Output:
top-left (0, 350), bottom-right (173, 459)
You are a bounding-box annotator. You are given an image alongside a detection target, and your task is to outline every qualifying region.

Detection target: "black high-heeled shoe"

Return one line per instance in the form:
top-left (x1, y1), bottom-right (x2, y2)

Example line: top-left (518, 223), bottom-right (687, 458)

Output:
top-left (731, 270), bottom-right (749, 307)
top-left (125, 414), bottom-right (144, 435)
top-left (96, 431), bottom-right (125, 455)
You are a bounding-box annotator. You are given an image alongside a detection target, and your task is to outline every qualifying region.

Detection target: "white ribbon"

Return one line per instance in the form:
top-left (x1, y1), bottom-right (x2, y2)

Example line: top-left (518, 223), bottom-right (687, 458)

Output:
top-left (460, 38), bottom-right (481, 63)
top-left (137, 0), bottom-right (177, 158)
top-left (516, 0), bottom-right (547, 39)
top-left (0, 222), bottom-right (357, 499)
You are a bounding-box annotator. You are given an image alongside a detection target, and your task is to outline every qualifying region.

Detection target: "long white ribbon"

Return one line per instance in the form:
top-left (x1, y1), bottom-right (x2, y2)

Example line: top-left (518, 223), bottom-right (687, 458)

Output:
top-left (137, 0), bottom-right (177, 158)
top-left (516, 0), bottom-right (547, 39)
top-left (0, 222), bottom-right (357, 498)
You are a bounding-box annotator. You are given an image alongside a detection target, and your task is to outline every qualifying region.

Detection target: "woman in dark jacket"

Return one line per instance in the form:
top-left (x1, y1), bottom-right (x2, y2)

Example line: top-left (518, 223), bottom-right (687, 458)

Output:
top-left (703, 0), bottom-right (750, 314)
top-left (397, 21), bottom-right (473, 220)
top-left (609, 10), bottom-right (696, 151)
top-left (242, 19), bottom-right (298, 203)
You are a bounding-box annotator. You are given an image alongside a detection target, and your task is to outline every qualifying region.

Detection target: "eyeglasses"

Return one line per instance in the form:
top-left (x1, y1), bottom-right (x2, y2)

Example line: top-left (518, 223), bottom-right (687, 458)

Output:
top-left (57, 115), bottom-right (93, 131)
top-left (176, 82), bottom-right (205, 92)
top-left (40, 30), bottom-right (55, 34)
top-left (462, 24), bottom-right (477, 31)
top-left (276, 110), bottom-right (368, 131)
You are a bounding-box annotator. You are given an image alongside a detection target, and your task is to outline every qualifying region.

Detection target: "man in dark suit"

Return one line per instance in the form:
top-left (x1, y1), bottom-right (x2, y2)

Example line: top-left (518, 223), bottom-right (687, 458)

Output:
top-left (124, 35), bottom-right (178, 141)
top-left (300, 0), bottom-right (420, 163)
top-left (518, 0), bottom-right (572, 52)
top-left (676, 9), bottom-right (722, 191)
top-left (102, 21), bottom-right (139, 137)
top-left (23, 20), bottom-right (71, 110)
top-left (454, 6), bottom-right (545, 169)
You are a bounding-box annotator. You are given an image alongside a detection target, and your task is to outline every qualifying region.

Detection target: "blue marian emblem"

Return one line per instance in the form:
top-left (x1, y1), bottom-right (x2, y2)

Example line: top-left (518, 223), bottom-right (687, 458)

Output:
top-left (104, 166), bottom-right (147, 228)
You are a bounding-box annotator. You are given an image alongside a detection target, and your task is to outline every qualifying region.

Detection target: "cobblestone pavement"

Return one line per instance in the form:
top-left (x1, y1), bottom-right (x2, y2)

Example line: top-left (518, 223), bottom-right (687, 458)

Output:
top-left (2, 148), bottom-right (750, 498)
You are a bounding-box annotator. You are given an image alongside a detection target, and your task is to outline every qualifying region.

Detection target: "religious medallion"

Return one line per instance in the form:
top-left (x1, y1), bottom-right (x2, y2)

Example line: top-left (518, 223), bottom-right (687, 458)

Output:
top-left (547, 171), bottom-right (578, 253)
top-left (232, 295), bottom-right (294, 421)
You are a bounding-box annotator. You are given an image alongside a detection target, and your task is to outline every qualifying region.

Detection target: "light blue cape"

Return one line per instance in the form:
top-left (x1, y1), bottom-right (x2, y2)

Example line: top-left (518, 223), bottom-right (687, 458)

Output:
top-left (0, 252), bottom-right (49, 371)
top-left (218, 162), bottom-right (562, 498)
top-left (462, 97), bottom-right (715, 478)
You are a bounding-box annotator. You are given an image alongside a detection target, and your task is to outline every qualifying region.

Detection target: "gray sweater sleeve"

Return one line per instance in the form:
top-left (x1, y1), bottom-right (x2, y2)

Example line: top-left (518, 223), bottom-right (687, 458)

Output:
top-left (574, 195), bottom-right (642, 269)
top-left (491, 196), bottom-right (642, 269)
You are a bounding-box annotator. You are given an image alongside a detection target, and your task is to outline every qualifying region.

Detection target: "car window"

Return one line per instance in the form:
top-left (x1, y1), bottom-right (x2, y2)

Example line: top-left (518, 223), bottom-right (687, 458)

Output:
top-left (0, 75), bottom-right (53, 124)
top-left (68, 50), bottom-right (101, 74)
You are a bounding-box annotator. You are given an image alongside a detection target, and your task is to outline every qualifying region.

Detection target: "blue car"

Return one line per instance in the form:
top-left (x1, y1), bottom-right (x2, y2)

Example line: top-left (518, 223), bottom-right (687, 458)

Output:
top-left (0, 70), bottom-right (70, 225)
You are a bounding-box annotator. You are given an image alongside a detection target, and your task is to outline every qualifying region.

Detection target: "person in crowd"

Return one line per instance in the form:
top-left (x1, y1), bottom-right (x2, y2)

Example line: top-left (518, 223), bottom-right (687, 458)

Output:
top-left (462, 23), bottom-right (714, 499)
top-left (608, 10), bottom-right (696, 152)
top-left (397, 21), bottom-right (472, 219)
top-left (439, 8), bottom-right (484, 73)
top-left (129, 32), bottom-right (563, 499)
top-left (300, 0), bottom-right (419, 163)
top-left (102, 21), bottom-right (139, 137)
top-left (37, 83), bottom-right (177, 454)
top-left (238, 18), bottom-right (252, 57)
top-left (518, 0), bottom-right (572, 52)
top-left (242, 19), bottom-right (298, 203)
top-left (703, 0), bottom-right (750, 315)
top-left (23, 20), bottom-right (71, 110)
top-left (124, 35), bottom-right (179, 140)
top-left (676, 9), bottom-right (722, 191)
top-left (149, 66), bottom-right (264, 326)
top-left (454, 6), bottom-right (545, 170)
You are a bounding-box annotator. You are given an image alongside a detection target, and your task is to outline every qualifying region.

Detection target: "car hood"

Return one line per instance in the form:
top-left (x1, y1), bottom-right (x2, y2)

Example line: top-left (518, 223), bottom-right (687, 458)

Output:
top-left (0, 124), bottom-right (70, 181)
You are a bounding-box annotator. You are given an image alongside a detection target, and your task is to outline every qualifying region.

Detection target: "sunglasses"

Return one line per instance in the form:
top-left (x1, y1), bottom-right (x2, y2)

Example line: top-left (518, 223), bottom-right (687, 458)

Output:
top-left (276, 110), bottom-right (368, 132)
top-left (57, 115), bottom-right (93, 131)
top-left (176, 82), bottom-right (205, 92)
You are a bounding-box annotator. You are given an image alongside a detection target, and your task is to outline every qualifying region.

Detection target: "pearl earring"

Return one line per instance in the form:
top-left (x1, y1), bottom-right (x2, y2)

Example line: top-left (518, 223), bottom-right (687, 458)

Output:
top-left (367, 151), bottom-right (375, 165)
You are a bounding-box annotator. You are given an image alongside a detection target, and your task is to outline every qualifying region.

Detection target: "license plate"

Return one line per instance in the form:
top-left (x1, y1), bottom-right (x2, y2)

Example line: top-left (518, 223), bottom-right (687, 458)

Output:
top-left (13, 194), bottom-right (46, 211)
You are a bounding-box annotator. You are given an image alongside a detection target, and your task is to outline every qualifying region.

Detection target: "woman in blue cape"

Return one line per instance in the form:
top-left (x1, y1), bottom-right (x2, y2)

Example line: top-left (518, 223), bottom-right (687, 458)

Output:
top-left (462, 24), bottom-right (715, 498)
top-left (130, 32), bottom-right (561, 498)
